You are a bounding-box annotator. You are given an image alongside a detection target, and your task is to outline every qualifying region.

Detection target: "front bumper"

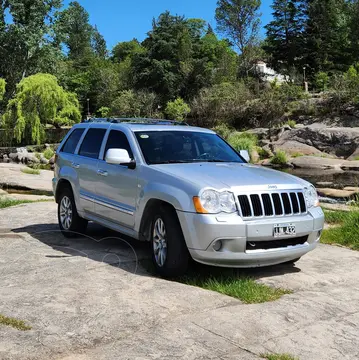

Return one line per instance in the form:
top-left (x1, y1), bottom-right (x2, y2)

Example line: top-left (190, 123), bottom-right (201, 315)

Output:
top-left (177, 207), bottom-right (324, 268)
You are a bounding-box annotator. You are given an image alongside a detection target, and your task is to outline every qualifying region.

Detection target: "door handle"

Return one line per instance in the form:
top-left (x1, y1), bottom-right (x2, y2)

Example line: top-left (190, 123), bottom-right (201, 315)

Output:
top-left (72, 162), bottom-right (80, 169)
top-left (97, 169), bottom-right (108, 177)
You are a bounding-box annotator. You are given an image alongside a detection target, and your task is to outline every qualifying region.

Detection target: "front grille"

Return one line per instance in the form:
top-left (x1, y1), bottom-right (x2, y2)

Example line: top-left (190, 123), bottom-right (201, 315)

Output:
top-left (238, 191), bottom-right (307, 219)
top-left (246, 236), bottom-right (308, 251)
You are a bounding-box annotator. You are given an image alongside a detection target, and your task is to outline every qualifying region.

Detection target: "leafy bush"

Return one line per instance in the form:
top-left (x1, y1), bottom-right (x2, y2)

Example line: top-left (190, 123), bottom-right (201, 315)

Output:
top-left (212, 123), bottom-right (233, 140)
top-left (165, 98), bottom-right (191, 121)
top-left (191, 82), bottom-right (252, 127)
top-left (228, 132), bottom-right (258, 162)
top-left (43, 148), bottom-right (54, 160)
top-left (286, 119), bottom-right (296, 128)
top-left (314, 72), bottom-right (329, 92)
top-left (270, 151), bottom-right (288, 166)
top-left (97, 106), bottom-right (111, 118)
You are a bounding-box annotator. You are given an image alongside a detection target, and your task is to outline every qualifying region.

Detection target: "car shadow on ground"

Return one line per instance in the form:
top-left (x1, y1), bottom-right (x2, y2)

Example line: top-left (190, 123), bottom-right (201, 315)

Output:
top-left (12, 221), bottom-right (301, 281)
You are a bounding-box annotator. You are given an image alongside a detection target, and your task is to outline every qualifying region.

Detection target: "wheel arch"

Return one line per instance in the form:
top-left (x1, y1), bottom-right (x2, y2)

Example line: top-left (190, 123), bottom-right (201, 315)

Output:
top-left (55, 179), bottom-right (74, 203)
top-left (139, 199), bottom-right (179, 242)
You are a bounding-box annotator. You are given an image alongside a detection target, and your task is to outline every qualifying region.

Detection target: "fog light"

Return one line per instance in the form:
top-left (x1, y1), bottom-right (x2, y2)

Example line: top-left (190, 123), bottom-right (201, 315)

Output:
top-left (317, 230), bottom-right (322, 240)
top-left (213, 240), bottom-right (223, 252)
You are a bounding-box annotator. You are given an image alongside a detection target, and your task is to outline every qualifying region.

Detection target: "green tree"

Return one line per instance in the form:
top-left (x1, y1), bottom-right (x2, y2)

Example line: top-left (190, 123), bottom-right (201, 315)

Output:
top-left (265, 0), bottom-right (306, 77)
top-left (54, 1), bottom-right (94, 61)
top-left (165, 98), bottom-right (191, 121)
top-left (112, 39), bottom-right (144, 63)
top-left (303, 0), bottom-right (351, 76)
top-left (0, 0), bottom-right (62, 97)
top-left (92, 26), bottom-right (107, 58)
top-left (3, 73), bottom-right (81, 144)
top-left (215, 0), bottom-right (261, 76)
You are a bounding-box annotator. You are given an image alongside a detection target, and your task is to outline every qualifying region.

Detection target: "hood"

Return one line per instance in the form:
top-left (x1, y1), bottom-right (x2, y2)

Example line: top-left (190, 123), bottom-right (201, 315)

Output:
top-left (152, 163), bottom-right (309, 192)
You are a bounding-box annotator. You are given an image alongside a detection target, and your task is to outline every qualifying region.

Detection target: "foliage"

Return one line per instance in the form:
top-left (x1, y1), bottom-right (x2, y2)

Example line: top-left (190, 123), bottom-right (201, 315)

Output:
top-left (97, 106), bottom-right (111, 118)
top-left (110, 90), bottom-right (160, 118)
top-left (216, 0), bottom-right (262, 76)
top-left (315, 72), bottom-right (330, 92)
top-left (165, 98), bottom-right (191, 121)
top-left (21, 168), bottom-right (40, 175)
top-left (0, 78), bottom-right (5, 101)
top-left (286, 119), bottom-right (296, 128)
top-left (212, 123), bottom-right (234, 139)
top-left (43, 148), bottom-right (55, 160)
top-left (270, 150), bottom-right (288, 165)
top-left (0, 0), bottom-right (62, 97)
top-left (265, 0), bottom-right (305, 77)
top-left (3, 74), bottom-right (81, 144)
top-left (191, 82), bottom-right (252, 127)
top-left (228, 132), bottom-right (258, 161)
top-left (321, 210), bottom-right (359, 250)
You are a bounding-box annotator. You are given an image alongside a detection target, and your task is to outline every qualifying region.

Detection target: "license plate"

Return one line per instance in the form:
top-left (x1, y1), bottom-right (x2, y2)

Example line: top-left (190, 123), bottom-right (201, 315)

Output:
top-left (273, 224), bottom-right (296, 237)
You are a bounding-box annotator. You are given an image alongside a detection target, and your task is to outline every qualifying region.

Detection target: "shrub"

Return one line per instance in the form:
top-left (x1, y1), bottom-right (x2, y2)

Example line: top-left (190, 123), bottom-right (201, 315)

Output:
top-left (228, 132), bottom-right (258, 161)
top-left (43, 148), bottom-right (54, 160)
top-left (314, 72), bottom-right (329, 92)
top-left (270, 151), bottom-right (288, 166)
top-left (212, 123), bottom-right (233, 140)
top-left (0, 78), bottom-right (5, 101)
top-left (97, 106), bottom-right (111, 118)
top-left (286, 119), bottom-right (296, 128)
top-left (165, 98), bottom-right (191, 121)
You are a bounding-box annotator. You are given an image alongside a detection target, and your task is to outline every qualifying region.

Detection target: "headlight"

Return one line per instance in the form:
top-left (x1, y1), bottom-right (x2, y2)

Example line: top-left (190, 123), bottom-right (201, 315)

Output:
top-left (193, 189), bottom-right (236, 214)
top-left (304, 185), bottom-right (319, 209)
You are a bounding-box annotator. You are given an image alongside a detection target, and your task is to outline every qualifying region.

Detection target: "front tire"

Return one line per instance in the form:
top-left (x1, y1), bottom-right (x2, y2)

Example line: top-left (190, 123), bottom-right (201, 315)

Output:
top-left (151, 206), bottom-right (189, 277)
top-left (58, 187), bottom-right (88, 238)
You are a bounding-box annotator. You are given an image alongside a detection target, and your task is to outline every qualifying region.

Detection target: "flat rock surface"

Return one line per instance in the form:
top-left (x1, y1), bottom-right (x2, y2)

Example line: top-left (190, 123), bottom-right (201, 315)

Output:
top-left (0, 202), bottom-right (359, 360)
top-left (290, 156), bottom-right (345, 170)
top-left (0, 163), bottom-right (53, 193)
top-left (317, 187), bottom-right (359, 199)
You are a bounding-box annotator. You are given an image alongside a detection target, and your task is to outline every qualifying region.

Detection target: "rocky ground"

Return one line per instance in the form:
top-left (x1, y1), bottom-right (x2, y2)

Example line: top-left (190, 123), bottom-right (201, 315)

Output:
top-left (0, 201), bottom-right (359, 360)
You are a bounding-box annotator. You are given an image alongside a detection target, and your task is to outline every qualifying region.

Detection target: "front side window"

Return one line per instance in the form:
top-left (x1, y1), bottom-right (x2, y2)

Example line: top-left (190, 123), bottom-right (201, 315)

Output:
top-left (104, 130), bottom-right (133, 159)
top-left (79, 129), bottom-right (106, 159)
top-left (134, 131), bottom-right (244, 165)
top-left (61, 128), bottom-right (85, 154)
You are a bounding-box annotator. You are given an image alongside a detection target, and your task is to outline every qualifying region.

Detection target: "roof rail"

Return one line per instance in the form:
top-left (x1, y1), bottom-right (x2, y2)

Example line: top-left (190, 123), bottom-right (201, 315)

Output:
top-left (83, 117), bottom-right (189, 126)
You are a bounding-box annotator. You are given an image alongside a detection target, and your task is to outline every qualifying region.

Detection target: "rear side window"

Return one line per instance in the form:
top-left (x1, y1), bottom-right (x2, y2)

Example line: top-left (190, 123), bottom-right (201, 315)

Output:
top-left (104, 130), bottom-right (133, 159)
top-left (79, 128), bottom-right (106, 159)
top-left (61, 128), bottom-right (85, 154)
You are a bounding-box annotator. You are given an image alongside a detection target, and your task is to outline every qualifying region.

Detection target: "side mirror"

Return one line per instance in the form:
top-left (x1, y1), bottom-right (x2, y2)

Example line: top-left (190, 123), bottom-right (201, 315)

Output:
top-left (239, 150), bottom-right (250, 162)
top-left (105, 148), bottom-right (135, 168)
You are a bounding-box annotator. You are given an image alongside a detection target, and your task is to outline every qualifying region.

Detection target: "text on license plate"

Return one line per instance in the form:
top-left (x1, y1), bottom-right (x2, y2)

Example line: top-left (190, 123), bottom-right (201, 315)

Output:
top-left (273, 224), bottom-right (296, 237)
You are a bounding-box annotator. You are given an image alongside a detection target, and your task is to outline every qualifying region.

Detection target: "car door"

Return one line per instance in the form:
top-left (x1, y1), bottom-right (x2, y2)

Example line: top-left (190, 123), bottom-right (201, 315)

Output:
top-left (95, 129), bottom-right (138, 228)
top-left (76, 126), bottom-right (107, 214)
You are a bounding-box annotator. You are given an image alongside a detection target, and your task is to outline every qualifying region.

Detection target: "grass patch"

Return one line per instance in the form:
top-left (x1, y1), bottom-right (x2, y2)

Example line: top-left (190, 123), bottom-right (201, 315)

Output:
top-left (270, 150), bottom-right (288, 166)
top-left (228, 132), bottom-right (258, 163)
top-left (291, 152), bottom-right (304, 158)
top-left (0, 314), bottom-right (31, 331)
top-left (261, 353), bottom-right (298, 360)
top-left (179, 267), bottom-right (292, 304)
top-left (21, 167), bottom-right (40, 175)
top-left (0, 198), bottom-right (35, 208)
top-left (322, 210), bottom-right (359, 250)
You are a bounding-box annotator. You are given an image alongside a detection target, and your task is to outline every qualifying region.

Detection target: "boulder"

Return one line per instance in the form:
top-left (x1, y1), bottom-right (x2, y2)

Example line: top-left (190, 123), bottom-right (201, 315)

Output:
top-left (278, 126), bottom-right (359, 158)
top-left (347, 147), bottom-right (359, 160)
top-left (24, 153), bottom-right (40, 164)
top-left (290, 156), bottom-right (344, 170)
top-left (39, 154), bottom-right (49, 165)
top-left (272, 140), bottom-right (322, 156)
top-left (49, 155), bottom-right (55, 165)
top-left (317, 188), bottom-right (359, 199)
top-left (247, 128), bottom-right (269, 140)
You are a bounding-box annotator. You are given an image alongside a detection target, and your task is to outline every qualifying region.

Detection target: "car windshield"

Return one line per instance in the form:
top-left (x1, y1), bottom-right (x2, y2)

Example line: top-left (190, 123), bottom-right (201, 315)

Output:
top-left (134, 131), bottom-right (245, 165)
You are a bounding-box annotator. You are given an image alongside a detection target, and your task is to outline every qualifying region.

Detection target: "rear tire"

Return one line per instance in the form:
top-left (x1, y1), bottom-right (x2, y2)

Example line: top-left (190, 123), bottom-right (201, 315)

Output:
top-left (58, 187), bottom-right (88, 238)
top-left (151, 205), bottom-right (189, 277)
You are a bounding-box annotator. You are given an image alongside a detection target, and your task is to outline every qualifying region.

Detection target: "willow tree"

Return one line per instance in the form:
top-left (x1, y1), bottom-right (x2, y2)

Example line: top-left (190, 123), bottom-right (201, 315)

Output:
top-left (0, 78), bottom-right (5, 101)
top-left (3, 74), bottom-right (81, 144)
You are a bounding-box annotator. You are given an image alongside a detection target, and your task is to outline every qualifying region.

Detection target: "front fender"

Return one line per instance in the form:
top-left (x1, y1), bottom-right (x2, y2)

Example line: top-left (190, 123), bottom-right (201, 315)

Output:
top-left (134, 182), bottom-right (195, 233)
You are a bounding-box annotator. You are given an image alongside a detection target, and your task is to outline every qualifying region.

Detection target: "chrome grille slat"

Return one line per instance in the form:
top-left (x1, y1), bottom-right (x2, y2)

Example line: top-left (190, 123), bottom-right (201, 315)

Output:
top-left (238, 191), bottom-right (307, 219)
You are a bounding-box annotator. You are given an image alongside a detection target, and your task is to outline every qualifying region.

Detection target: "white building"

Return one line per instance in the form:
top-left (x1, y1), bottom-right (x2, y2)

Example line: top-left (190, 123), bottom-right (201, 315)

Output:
top-left (255, 61), bottom-right (288, 83)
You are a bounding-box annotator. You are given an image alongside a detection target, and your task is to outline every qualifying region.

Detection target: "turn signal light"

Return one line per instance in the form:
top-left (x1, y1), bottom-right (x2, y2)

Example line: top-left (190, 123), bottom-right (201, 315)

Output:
top-left (193, 196), bottom-right (208, 214)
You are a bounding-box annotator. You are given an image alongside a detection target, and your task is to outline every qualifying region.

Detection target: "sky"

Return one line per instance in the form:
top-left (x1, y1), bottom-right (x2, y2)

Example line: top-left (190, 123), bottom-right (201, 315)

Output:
top-left (64, 0), bottom-right (273, 50)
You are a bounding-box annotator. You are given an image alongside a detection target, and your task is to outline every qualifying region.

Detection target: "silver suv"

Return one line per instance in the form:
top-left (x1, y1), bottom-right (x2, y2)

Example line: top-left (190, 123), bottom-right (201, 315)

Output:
top-left (53, 119), bottom-right (324, 277)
